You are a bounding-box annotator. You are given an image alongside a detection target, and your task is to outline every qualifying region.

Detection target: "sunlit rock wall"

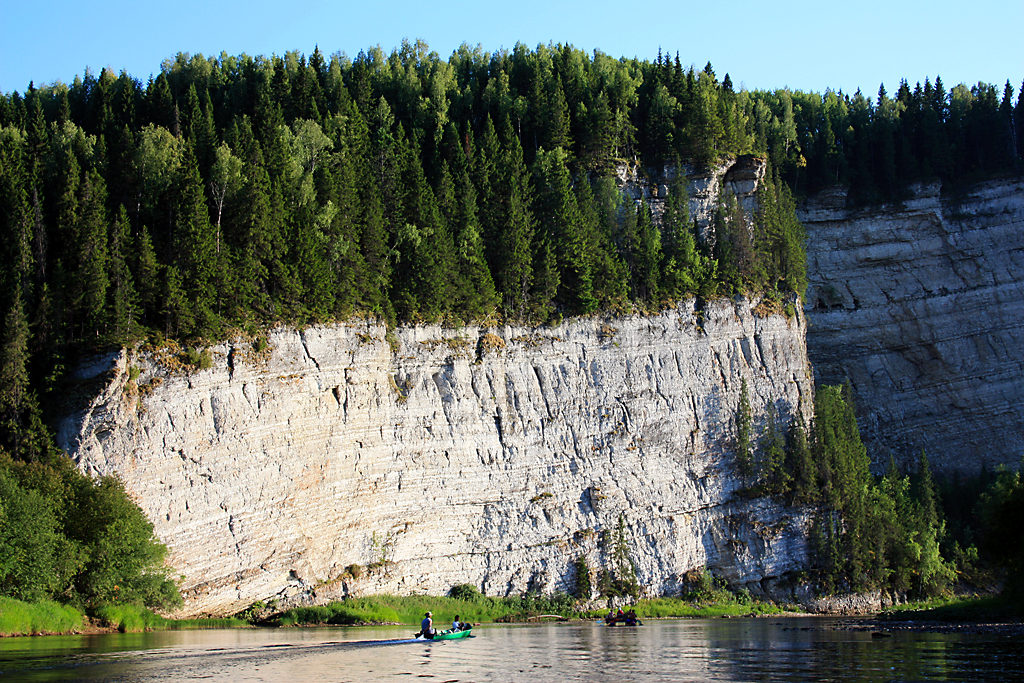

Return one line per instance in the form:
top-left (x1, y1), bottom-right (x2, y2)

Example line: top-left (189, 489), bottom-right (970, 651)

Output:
top-left (60, 298), bottom-right (812, 617)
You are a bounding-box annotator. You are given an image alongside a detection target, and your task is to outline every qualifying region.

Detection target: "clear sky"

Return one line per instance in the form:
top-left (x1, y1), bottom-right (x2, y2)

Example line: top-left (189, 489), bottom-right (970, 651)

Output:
top-left (2, 0), bottom-right (1020, 96)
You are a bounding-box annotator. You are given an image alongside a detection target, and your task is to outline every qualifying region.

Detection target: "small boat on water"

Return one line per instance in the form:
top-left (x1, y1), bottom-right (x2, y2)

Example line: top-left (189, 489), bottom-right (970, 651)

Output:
top-left (416, 625), bottom-right (473, 641)
top-left (604, 611), bottom-right (643, 626)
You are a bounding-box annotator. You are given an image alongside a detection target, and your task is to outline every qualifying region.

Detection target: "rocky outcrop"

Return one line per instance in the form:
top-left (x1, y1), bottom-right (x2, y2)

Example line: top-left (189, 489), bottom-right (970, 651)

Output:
top-left (60, 297), bottom-right (812, 617)
top-left (617, 155), bottom-right (767, 245)
top-left (801, 178), bottom-right (1024, 473)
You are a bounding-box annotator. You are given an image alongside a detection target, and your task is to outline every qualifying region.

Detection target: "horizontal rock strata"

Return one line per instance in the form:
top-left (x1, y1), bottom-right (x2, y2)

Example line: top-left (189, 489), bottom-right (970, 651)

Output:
top-left (801, 178), bottom-right (1024, 473)
top-left (60, 298), bottom-right (812, 617)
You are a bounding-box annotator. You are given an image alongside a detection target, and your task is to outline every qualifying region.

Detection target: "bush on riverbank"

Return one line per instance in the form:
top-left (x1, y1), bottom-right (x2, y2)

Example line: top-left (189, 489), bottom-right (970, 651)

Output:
top-left (94, 604), bottom-right (168, 632)
top-left (0, 451), bottom-right (182, 612)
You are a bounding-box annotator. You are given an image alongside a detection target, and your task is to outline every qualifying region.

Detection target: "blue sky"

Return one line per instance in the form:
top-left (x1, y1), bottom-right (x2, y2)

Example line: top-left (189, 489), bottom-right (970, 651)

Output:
top-left (2, 0), bottom-right (1020, 96)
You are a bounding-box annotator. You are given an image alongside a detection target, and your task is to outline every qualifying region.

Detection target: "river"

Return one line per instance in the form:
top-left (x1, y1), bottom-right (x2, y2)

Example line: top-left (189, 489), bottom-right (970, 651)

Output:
top-left (1, 618), bottom-right (1021, 682)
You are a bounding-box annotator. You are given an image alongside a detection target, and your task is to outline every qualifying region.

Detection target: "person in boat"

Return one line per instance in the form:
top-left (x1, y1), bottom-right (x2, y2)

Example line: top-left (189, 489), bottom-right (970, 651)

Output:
top-left (606, 609), bottom-right (615, 624)
top-left (624, 609), bottom-right (638, 626)
top-left (420, 611), bottom-right (435, 639)
top-left (452, 615), bottom-right (462, 631)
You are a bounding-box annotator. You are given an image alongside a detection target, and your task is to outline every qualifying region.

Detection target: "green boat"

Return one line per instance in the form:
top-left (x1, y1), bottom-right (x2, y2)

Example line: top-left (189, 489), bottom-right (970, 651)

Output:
top-left (417, 625), bottom-right (473, 641)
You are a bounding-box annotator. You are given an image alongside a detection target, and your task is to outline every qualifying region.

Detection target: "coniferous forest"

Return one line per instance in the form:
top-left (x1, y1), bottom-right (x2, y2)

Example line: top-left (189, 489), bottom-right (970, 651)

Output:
top-left (1, 41), bottom-right (1023, 617)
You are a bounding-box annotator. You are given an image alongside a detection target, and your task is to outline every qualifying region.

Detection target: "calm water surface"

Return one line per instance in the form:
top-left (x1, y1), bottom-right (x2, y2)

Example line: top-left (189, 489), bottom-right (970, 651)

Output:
top-left (1, 618), bottom-right (1021, 682)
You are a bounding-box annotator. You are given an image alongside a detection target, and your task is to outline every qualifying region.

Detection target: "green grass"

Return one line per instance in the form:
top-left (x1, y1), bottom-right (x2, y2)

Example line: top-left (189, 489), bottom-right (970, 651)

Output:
top-left (272, 590), bottom-right (788, 627)
top-left (167, 617), bottom-right (250, 630)
top-left (272, 592), bottom-right (583, 627)
top-left (0, 597), bottom-right (85, 636)
top-left (880, 595), bottom-right (1023, 621)
top-left (95, 604), bottom-right (249, 632)
top-left (621, 596), bottom-right (788, 619)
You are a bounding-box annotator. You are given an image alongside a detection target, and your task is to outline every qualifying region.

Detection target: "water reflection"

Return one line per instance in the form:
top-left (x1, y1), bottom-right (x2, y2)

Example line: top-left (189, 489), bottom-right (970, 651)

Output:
top-left (0, 618), bottom-right (1021, 682)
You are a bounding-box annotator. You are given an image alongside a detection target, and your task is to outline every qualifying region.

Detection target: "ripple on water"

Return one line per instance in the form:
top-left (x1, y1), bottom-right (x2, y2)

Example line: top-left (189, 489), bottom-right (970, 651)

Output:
top-left (2, 619), bottom-right (1023, 682)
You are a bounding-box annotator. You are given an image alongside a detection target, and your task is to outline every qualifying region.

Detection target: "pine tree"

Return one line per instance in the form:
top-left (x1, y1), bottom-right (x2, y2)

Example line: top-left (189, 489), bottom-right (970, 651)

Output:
top-left (450, 166), bottom-right (498, 321)
top-left (392, 141), bottom-right (454, 322)
top-left (629, 200), bottom-right (662, 304)
top-left (575, 175), bottom-right (626, 308)
top-left (547, 77), bottom-right (573, 152)
top-left (76, 170), bottom-right (110, 340)
top-left (530, 234), bottom-right (560, 321)
top-left (786, 412), bottom-right (817, 504)
top-left (132, 225), bottom-right (159, 324)
top-left (473, 117), bottom-right (501, 268)
top-left (531, 147), bottom-right (595, 315)
top-left (0, 141), bottom-right (49, 461)
top-left (761, 404), bottom-right (790, 494)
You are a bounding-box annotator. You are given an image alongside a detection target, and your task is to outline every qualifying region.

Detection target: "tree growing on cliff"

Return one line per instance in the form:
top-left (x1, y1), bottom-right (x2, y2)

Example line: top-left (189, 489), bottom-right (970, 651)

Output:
top-left (801, 386), bottom-right (955, 598)
top-left (572, 556), bottom-right (593, 599)
top-left (735, 379), bottom-right (753, 478)
top-left (598, 515), bottom-right (640, 599)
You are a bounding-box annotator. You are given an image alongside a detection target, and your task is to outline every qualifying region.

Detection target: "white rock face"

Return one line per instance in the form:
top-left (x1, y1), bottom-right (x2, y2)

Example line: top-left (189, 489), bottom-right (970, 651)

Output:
top-left (60, 298), bottom-right (812, 617)
top-left (801, 178), bottom-right (1024, 473)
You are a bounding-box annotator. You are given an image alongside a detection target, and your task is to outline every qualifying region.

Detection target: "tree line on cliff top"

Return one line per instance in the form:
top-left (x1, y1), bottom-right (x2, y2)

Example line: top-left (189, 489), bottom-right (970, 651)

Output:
top-left (2, 42), bottom-right (1019, 450)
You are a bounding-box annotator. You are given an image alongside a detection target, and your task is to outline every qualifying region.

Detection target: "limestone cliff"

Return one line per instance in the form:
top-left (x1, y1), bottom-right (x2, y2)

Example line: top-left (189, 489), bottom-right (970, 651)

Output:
top-left (60, 298), bottom-right (812, 617)
top-left (801, 178), bottom-right (1024, 473)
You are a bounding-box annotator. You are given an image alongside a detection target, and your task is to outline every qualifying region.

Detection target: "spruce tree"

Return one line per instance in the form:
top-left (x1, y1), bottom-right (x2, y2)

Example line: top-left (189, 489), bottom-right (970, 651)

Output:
top-left (736, 378), bottom-right (753, 478)
top-left (76, 169), bottom-right (110, 339)
top-left (174, 143), bottom-right (217, 335)
top-left (531, 147), bottom-right (596, 315)
top-left (496, 132), bottom-right (535, 319)
top-left (107, 205), bottom-right (138, 341)
top-left (450, 166), bottom-right (498, 321)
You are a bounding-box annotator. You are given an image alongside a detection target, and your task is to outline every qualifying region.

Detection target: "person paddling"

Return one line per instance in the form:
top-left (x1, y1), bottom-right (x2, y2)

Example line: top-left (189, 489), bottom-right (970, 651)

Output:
top-left (420, 611), bottom-right (435, 639)
top-left (452, 614), bottom-right (462, 631)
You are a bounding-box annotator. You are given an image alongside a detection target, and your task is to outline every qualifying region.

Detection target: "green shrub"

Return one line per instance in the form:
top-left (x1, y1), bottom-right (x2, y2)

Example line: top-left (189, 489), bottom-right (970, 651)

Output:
top-left (448, 584), bottom-right (482, 601)
top-left (181, 347), bottom-right (213, 370)
top-left (0, 453), bottom-right (181, 611)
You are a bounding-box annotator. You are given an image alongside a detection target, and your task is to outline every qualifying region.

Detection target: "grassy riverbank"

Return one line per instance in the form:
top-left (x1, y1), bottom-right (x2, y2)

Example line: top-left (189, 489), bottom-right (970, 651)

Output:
top-left (880, 594), bottom-right (1023, 622)
top-left (269, 588), bottom-right (790, 627)
top-left (0, 598), bottom-right (248, 637)
top-left (0, 597), bottom-right (84, 636)
top-left (270, 591), bottom-right (579, 627)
